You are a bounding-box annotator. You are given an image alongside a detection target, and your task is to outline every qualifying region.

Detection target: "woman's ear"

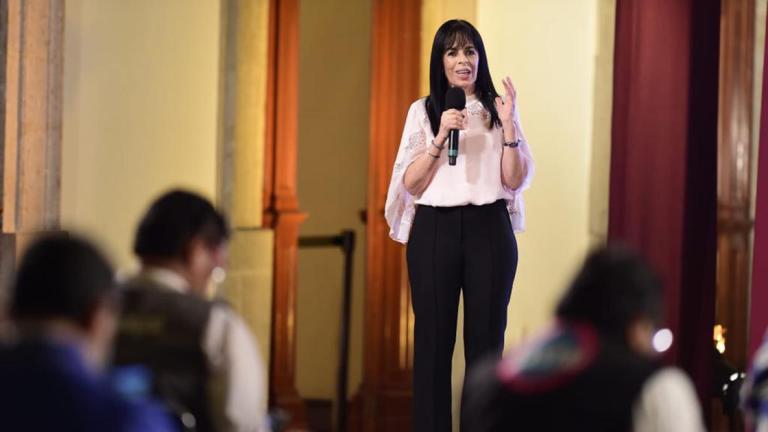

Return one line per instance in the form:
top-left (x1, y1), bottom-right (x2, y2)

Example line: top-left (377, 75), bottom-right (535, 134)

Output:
top-left (626, 317), bottom-right (656, 357)
top-left (185, 237), bottom-right (219, 297)
top-left (186, 237), bottom-right (208, 268)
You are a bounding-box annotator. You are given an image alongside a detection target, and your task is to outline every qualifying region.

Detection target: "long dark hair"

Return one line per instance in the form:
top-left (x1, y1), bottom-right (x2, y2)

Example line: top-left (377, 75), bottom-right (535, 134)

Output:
top-left (425, 20), bottom-right (501, 136)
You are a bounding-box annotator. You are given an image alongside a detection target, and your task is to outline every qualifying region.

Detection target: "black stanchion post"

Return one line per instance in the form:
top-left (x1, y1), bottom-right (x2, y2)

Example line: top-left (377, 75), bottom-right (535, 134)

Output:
top-left (297, 230), bottom-right (356, 432)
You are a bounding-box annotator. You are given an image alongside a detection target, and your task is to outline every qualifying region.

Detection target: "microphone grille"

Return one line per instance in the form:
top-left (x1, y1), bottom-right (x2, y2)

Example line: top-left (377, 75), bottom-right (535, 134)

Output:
top-left (444, 87), bottom-right (466, 110)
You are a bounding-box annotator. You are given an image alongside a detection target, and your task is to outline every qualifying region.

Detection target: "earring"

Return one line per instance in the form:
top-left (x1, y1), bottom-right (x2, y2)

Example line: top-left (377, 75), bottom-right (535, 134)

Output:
top-left (211, 266), bottom-right (227, 284)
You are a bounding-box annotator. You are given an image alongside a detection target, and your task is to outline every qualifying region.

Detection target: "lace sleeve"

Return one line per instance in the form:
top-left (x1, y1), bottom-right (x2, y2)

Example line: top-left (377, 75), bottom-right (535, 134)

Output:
top-left (384, 100), bottom-right (429, 244)
top-left (501, 107), bottom-right (535, 233)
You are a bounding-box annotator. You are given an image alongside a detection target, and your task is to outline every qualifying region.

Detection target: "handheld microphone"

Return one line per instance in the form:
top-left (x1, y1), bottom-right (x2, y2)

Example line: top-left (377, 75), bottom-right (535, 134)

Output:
top-left (444, 87), bottom-right (466, 166)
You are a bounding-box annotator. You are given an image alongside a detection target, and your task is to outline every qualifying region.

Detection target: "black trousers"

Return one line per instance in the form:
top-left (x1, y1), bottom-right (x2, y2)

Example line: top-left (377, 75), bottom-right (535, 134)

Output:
top-left (406, 199), bottom-right (518, 432)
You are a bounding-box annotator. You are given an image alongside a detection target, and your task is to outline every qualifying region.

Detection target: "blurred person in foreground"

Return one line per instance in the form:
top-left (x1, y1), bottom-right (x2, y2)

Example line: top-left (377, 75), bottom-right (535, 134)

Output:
top-left (112, 190), bottom-right (269, 432)
top-left (0, 235), bottom-right (174, 432)
top-left (461, 245), bottom-right (704, 432)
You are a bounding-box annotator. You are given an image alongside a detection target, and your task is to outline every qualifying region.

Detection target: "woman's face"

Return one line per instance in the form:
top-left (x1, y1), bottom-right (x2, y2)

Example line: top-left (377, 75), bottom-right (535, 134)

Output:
top-left (443, 39), bottom-right (479, 93)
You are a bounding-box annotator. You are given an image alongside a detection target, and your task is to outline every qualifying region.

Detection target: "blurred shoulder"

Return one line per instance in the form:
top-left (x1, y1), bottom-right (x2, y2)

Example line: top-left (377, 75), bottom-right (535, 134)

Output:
top-left (633, 367), bottom-right (704, 432)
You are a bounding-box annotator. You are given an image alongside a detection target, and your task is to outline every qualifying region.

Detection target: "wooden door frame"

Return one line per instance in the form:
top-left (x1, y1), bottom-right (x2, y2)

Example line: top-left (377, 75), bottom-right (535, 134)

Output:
top-left (716, 0), bottom-right (755, 371)
top-left (358, 1), bottom-right (422, 430)
top-left (263, 0), bottom-right (308, 428)
top-left (262, 1), bottom-right (423, 430)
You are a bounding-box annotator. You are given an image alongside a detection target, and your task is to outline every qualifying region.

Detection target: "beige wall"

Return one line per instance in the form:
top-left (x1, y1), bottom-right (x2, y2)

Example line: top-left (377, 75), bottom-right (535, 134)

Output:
top-left (754, 0), bottom-right (767, 218)
top-left (296, 0), bottom-right (371, 400)
top-left (61, 0), bottom-right (222, 268)
top-left (749, 0), bottom-right (767, 318)
top-left (61, 0), bottom-right (273, 416)
top-left (588, 0), bottom-right (616, 245)
top-left (60, 0), bottom-right (274, 414)
top-left (225, 0), bottom-right (270, 228)
top-left (478, 0), bottom-right (607, 352)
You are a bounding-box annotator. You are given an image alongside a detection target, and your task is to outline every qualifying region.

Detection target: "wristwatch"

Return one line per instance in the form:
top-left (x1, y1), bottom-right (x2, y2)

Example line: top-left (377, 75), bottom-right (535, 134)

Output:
top-left (502, 139), bottom-right (520, 148)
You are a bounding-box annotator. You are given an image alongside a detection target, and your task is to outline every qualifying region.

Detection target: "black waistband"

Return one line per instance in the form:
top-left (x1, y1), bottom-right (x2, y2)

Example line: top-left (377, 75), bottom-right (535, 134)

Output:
top-left (417, 199), bottom-right (506, 212)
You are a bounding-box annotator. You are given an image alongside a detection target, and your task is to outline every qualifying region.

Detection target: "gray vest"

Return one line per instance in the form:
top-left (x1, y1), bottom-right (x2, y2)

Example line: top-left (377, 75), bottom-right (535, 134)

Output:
top-left (113, 276), bottom-right (215, 432)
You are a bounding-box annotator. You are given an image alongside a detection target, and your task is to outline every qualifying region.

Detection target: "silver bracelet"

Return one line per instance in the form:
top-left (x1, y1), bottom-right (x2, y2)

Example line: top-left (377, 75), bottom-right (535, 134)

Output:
top-left (431, 139), bottom-right (445, 151)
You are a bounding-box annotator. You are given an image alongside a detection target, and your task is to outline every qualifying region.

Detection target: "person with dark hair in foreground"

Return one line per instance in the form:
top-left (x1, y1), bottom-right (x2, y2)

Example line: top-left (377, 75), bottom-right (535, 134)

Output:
top-left (112, 189), bottom-right (268, 432)
top-left (461, 245), bottom-right (704, 432)
top-left (0, 235), bottom-right (173, 432)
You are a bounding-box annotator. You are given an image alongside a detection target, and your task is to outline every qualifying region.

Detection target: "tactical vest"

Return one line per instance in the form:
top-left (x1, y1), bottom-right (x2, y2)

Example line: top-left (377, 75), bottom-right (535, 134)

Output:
top-left (112, 278), bottom-right (214, 432)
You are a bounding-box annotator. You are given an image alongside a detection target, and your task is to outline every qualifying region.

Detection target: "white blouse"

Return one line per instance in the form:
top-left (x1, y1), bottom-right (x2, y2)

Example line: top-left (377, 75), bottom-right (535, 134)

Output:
top-left (385, 95), bottom-right (534, 244)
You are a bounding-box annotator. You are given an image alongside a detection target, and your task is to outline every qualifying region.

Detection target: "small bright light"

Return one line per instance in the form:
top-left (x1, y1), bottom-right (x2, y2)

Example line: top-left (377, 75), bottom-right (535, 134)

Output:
top-left (181, 412), bottom-right (196, 428)
top-left (716, 340), bottom-right (726, 354)
top-left (212, 267), bottom-right (227, 284)
top-left (730, 373), bottom-right (739, 382)
top-left (722, 384), bottom-right (729, 392)
top-left (714, 325), bottom-right (727, 353)
top-left (653, 328), bottom-right (673, 353)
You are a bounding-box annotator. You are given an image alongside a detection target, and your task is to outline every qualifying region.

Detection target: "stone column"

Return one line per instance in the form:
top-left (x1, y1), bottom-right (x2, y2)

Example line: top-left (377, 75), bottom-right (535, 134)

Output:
top-left (1, 0), bottom-right (64, 291)
top-left (216, 0), bottom-right (275, 422)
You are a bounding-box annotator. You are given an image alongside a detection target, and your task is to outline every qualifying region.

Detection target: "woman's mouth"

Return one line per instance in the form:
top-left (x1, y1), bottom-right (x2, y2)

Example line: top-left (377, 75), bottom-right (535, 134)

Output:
top-left (456, 69), bottom-right (471, 79)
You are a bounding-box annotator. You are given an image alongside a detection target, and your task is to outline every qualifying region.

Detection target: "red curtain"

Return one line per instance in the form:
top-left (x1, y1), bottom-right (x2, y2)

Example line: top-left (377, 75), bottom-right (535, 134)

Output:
top-left (609, 0), bottom-right (720, 408)
top-left (750, 11), bottom-right (768, 360)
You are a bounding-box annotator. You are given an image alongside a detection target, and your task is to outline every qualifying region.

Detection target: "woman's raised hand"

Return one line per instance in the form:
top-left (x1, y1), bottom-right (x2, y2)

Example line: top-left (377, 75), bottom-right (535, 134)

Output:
top-left (494, 76), bottom-right (517, 129)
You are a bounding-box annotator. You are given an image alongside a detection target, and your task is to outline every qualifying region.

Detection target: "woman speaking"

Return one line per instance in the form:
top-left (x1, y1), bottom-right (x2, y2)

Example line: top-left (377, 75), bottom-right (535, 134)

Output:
top-left (384, 19), bottom-right (534, 431)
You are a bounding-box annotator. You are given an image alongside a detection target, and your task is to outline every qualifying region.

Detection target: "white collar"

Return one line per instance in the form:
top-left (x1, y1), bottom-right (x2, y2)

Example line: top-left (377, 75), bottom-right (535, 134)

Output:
top-left (139, 267), bottom-right (190, 294)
